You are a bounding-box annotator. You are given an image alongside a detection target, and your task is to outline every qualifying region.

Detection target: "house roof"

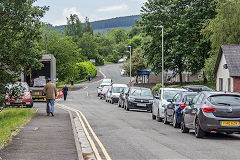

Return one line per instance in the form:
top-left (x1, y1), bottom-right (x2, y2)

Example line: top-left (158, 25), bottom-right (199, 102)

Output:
top-left (214, 45), bottom-right (240, 77)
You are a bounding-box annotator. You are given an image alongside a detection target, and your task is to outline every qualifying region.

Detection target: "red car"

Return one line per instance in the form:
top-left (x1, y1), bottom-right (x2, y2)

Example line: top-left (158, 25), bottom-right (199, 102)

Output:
top-left (5, 82), bottom-right (33, 107)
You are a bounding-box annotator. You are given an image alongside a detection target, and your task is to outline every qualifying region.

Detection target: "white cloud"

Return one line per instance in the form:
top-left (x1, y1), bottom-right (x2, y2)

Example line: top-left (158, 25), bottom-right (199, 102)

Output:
top-left (97, 3), bottom-right (128, 12)
top-left (51, 7), bottom-right (85, 26)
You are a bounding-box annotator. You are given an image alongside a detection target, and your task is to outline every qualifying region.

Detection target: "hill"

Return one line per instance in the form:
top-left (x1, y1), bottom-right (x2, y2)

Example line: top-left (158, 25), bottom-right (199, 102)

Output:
top-left (53, 15), bottom-right (141, 34)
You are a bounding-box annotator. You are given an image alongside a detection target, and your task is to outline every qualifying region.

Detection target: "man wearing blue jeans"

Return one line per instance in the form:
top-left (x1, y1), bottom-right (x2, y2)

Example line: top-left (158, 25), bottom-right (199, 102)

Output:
top-left (43, 78), bottom-right (57, 116)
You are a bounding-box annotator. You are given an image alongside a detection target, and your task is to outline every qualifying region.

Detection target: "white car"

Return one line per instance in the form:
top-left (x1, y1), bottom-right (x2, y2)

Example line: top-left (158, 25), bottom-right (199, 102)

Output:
top-left (152, 88), bottom-right (187, 122)
top-left (108, 84), bottom-right (128, 104)
top-left (120, 69), bottom-right (126, 76)
top-left (118, 58), bottom-right (126, 63)
top-left (97, 79), bottom-right (113, 96)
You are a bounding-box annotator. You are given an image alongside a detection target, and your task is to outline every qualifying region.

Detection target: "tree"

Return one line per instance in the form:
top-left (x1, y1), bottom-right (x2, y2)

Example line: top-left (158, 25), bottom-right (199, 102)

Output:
top-left (122, 49), bottom-right (146, 77)
top-left (0, 0), bottom-right (48, 105)
top-left (42, 28), bottom-right (83, 81)
top-left (140, 0), bottom-right (215, 83)
top-left (64, 14), bottom-right (83, 42)
top-left (83, 17), bottom-right (93, 34)
top-left (107, 28), bottom-right (128, 44)
top-left (202, 0), bottom-right (240, 78)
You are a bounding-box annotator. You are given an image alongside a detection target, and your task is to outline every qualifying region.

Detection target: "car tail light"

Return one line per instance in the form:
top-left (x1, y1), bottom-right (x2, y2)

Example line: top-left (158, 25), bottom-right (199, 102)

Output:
top-left (202, 106), bottom-right (217, 113)
top-left (180, 102), bottom-right (186, 109)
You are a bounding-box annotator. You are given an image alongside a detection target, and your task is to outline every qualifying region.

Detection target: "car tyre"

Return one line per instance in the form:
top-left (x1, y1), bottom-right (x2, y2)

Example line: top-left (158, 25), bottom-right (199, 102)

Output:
top-left (126, 103), bottom-right (130, 111)
top-left (152, 113), bottom-right (156, 120)
top-left (173, 113), bottom-right (180, 128)
top-left (111, 99), bottom-right (114, 104)
top-left (156, 110), bottom-right (162, 122)
top-left (195, 118), bottom-right (206, 138)
top-left (181, 117), bottom-right (189, 133)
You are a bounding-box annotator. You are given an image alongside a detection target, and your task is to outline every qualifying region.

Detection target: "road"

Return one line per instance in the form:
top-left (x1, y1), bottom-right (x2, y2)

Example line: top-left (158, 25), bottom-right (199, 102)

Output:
top-left (59, 63), bottom-right (240, 160)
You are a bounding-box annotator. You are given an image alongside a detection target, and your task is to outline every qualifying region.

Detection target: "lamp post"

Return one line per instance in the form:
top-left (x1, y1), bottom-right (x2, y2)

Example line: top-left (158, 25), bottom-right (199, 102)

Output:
top-left (155, 25), bottom-right (164, 88)
top-left (127, 46), bottom-right (132, 86)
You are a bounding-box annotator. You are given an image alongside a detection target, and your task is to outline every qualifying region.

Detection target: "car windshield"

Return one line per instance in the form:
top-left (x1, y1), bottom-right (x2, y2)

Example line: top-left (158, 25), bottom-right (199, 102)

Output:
top-left (130, 88), bottom-right (152, 97)
top-left (112, 87), bottom-right (125, 93)
top-left (208, 95), bottom-right (240, 106)
top-left (8, 84), bottom-right (29, 92)
top-left (185, 95), bottom-right (196, 102)
top-left (163, 90), bottom-right (182, 100)
top-left (102, 79), bottom-right (111, 83)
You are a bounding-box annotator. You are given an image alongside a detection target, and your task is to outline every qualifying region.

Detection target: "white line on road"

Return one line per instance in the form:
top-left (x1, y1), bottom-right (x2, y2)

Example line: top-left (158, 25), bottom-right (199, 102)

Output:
top-left (56, 103), bottom-right (112, 160)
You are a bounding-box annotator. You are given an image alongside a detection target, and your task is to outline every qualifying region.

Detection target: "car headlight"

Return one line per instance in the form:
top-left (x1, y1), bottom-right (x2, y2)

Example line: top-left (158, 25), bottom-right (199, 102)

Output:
top-left (128, 97), bottom-right (135, 102)
top-left (149, 100), bottom-right (154, 103)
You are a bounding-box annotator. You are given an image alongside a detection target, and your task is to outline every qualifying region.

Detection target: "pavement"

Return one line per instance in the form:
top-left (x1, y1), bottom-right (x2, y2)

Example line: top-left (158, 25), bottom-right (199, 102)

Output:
top-left (0, 103), bottom-right (80, 160)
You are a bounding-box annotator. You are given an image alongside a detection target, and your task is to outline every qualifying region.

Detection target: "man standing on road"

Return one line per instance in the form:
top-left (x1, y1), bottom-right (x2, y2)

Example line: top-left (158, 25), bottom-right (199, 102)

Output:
top-left (43, 78), bottom-right (57, 116)
top-left (62, 85), bottom-right (68, 101)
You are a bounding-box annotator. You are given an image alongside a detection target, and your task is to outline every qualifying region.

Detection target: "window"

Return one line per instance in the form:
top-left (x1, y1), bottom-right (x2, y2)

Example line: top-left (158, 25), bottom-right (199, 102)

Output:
top-left (172, 94), bottom-right (181, 102)
top-left (192, 94), bottom-right (200, 104)
top-left (208, 95), bottom-right (240, 106)
top-left (219, 78), bottom-right (223, 91)
top-left (196, 94), bottom-right (205, 104)
top-left (228, 78), bottom-right (231, 92)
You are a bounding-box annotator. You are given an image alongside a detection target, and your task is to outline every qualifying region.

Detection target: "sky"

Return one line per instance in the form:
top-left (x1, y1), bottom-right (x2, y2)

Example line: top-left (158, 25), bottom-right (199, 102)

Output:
top-left (34, 0), bottom-right (147, 26)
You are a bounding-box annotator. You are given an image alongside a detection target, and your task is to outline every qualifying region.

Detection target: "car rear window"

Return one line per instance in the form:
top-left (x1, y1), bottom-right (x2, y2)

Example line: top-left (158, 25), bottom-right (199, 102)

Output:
top-left (112, 87), bottom-right (125, 93)
top-left (208, 95), bottom-right (240, 106)
top-left (163, 90), bottom-right (182, 100)
top-left (185, 95), bottom-right (196, 103)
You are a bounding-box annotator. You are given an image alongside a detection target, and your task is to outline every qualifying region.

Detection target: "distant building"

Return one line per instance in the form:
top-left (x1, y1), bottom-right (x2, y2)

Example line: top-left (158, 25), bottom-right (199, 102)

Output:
top-left (214, 44), bottom-right (240, 92)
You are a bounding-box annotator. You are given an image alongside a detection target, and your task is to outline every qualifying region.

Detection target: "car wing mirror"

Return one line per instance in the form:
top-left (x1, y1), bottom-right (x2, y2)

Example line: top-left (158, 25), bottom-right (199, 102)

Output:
top-left (167, 99), bottom-right (173, 103)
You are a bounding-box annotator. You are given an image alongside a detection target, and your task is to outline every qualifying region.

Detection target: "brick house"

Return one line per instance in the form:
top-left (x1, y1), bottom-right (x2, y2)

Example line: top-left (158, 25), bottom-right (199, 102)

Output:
top-left (213, 45), bottom-right (240, 92)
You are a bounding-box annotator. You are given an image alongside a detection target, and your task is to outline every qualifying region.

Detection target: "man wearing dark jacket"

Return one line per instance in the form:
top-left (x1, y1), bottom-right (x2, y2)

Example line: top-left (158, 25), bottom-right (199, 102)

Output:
top-left (62, 85), bottom-right (68, 101)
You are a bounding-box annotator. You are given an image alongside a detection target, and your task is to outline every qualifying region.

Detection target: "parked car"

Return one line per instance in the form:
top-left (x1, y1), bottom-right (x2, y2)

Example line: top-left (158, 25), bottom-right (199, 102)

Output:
top-left (97, 79), bottom-right (113, 96)
top-left (100, 86), bottom-right (111, 100)
top-left (5, 82), bottom-right (33, 107)
top-left (182, 85), bottom-right (214, 92)
top-left (163, 91), bottom-right (198, 127)
top-left (120, 69), bottom-right (126, 76)
top-left (181, 91), bottom-right (240, 138)
top-left (118, 87), bottom-right (129, 108)
top-left (118, 58), bottom-right (127, 63)
top-left (124, 87), bottom-right (154, 112)
top-left (152, 88), bottom-right (187, 122)
top-left (108, 84), bottom-right (128, 104)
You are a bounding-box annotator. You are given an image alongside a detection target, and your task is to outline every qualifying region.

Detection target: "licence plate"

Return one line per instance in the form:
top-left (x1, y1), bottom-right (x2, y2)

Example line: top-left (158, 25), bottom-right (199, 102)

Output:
top-left (137, 103), bottom-right (146, 107)
top-left (15, 100), bottom-right (22, 103)
top-left (221, 121), bottom-right (239, 126)
top-left (35, 92), bottom-right (39, 95)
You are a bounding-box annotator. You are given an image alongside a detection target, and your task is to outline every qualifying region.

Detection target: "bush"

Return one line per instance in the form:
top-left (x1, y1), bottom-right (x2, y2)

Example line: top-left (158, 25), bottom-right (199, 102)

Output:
top-left (152, 83), bottom-right (162, 93)
top-left (75, 61), bottom-right (97, 81)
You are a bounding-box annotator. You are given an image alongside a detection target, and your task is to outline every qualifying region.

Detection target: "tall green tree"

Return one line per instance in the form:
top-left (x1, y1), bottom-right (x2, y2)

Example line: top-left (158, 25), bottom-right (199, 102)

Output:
top-left (83, 17), bottom-right (93, 34)
top-left (64, 14), bottom-right (83, 42)
top-left (202, 0), bottom-right (240, 78)
top-left (140, 0), bottom-right (215, 83)
top-left (0, 0), bottom-right (48, 105)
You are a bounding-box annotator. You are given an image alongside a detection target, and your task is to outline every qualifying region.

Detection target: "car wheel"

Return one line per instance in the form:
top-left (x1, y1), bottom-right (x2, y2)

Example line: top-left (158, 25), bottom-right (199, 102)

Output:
top-left (195, 118), bottom-right (206, 138)
top-left (152, 113), bottom-right (156, 120)
top-left (156, 110), bottom-right (162, 122)
top-left (181, 117), bottom-right (189, 133)
top-left (173, 113), bottom-right (180, 128)
top-left (111, 99), bottom-right (114, 104)
top-left (126, 103), bottom-right (129, 111)
top-left (163, 111), bottom-right (169, 124)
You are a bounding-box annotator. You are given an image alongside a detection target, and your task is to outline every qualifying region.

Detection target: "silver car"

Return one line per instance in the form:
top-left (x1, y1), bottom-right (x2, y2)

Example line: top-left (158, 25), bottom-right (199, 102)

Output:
top-left (152, 88), bottom-right (187, 122)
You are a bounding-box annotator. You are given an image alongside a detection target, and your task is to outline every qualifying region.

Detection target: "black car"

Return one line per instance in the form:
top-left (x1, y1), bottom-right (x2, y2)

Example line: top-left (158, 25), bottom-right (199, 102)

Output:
top-left (118, 87), bottom-right (129, 108)
top-left (124, 87), bottom-right (153, 112)
top-left (181, 91), bottom-right (240, 138)
top-left (164, 92), bottom-right (198, 128)
top-left (182, 85), bottom-right (214, 92)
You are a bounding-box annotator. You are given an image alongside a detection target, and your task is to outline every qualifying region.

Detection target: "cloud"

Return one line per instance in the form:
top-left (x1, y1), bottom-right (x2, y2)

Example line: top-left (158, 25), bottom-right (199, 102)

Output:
top-left (51, 7), bottom-right (85, 26)
top-left (97, 3), bottom-right (128, 12)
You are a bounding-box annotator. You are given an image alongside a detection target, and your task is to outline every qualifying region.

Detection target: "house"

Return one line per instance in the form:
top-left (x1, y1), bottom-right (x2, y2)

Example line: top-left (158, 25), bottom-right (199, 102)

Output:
top-left (214, 44), bottom-right (240, 92)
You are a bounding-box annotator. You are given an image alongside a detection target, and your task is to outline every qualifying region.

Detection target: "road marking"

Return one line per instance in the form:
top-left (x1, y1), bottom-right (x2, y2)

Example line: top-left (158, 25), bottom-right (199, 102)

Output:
top-left (56, 103), bottom-right (112, 160)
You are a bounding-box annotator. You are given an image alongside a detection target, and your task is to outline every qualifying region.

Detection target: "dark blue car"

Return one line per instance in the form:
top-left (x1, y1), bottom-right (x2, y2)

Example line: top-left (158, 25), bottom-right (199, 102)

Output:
top-left (163, 92), bottom-right (198, 128)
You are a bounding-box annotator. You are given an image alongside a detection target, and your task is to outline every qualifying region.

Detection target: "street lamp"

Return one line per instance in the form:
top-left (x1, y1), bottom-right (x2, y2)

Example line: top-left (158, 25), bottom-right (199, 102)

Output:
top-left (154, 25), bottom-right (164, 88)
top-left (127, 45), bottom-right (132, 86)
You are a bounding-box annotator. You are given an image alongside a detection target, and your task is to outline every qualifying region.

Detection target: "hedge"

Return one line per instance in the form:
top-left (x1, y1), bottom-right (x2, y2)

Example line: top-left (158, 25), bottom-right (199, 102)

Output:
top-left (75, 61), bottom-right (97, 80)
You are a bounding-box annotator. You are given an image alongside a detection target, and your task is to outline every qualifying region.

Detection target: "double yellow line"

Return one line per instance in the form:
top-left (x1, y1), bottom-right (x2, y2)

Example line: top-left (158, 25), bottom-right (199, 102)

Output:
top-left (56, 103), bottom-right (111, 160)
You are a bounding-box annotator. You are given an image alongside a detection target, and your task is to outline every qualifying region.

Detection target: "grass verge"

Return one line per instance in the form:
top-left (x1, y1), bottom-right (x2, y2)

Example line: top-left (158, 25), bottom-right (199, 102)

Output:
top-left (104, 61), bottom-right (113, 65)
top-left (0, 108), bottom-right (36, 148)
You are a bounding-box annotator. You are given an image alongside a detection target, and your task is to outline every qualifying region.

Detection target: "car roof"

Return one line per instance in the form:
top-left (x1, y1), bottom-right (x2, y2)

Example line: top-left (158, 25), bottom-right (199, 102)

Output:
top-left (112, 84), bottom-right (128, 87)
top-left (202, 91), bottom-right (240, 96)
top-left (160, 87), bottom-right (187, 91)
top-left (181, 91), bottom-right (198, 96)
top-left (130, 87), bottom-right (151, 90)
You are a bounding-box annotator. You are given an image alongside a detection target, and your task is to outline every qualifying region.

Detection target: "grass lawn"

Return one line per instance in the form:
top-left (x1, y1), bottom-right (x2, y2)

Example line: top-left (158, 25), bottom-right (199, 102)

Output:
top-left (104, 61), bottom-right (113, 65)
top-left (0, 108), bottom-right (36, 148)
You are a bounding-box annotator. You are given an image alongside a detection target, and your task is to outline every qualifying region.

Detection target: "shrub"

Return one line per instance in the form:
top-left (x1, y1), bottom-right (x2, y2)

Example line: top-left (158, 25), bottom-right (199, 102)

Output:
top-left (75, 61), bottom-right (97, 80)
top-left (152, 83), bottom-right (162, 93)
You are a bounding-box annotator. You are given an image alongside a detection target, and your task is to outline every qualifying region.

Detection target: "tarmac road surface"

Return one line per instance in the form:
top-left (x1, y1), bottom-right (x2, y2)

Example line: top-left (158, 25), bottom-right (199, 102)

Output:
top-left (59, 63), bottom-right (240, 160)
